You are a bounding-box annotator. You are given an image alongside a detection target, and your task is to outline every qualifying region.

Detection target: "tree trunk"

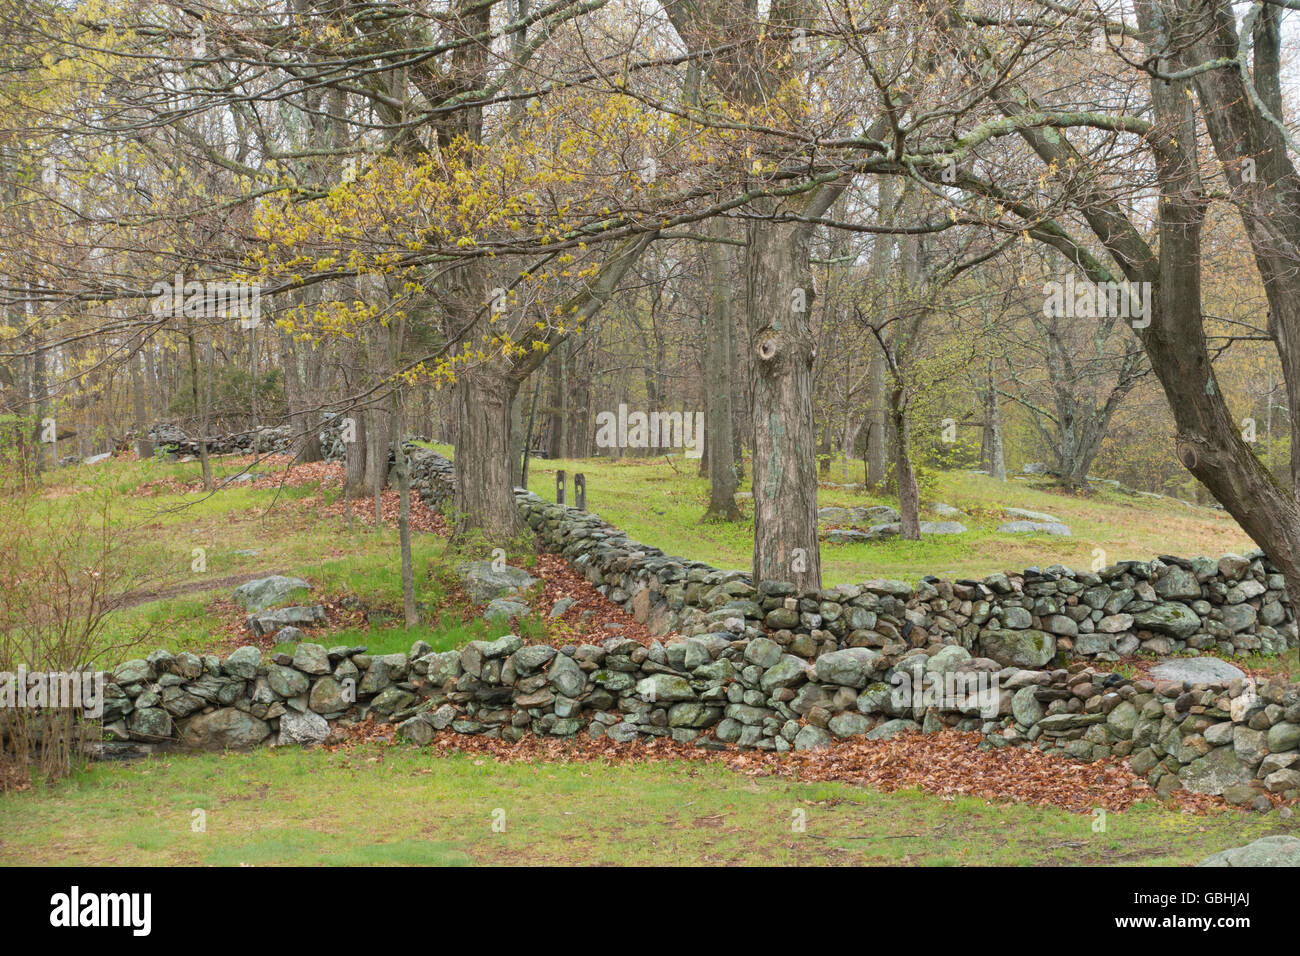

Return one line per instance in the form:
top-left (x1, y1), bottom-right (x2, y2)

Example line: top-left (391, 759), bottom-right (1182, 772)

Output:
top-left (344, 404), bottom-right (368, 498)
top-left (746, 210), bottom-right (820, 589)
top-left (890, 383), bottom-right (921, 539)
top-left (185, 321), bottom-right (212, 491)
top-left (865, 179), bottom-right (896, 489)
top-left (393, 388), bottom-right (417, 626)
top-left (453, 367), bottom-right (523, 540)
top-left (702, 222), bottom-right (740, 521)
top-left (984, 363), bottom-right (1006, 481)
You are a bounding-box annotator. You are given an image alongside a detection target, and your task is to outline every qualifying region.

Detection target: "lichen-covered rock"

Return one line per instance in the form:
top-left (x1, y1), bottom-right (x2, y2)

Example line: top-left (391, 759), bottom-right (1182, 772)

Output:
top-left (1179, 746), bottom-right (1254, 795)
top-left (180, 708), bottom-right (269, 751)
top-left (980, 629), bottom-right (1055, 668)
top-left (233, 575), bottom-right (311, 612)
top-left (278, 708), bottom-right (329, 746)
top-left (1198, 836), bottom-right (1300, 867)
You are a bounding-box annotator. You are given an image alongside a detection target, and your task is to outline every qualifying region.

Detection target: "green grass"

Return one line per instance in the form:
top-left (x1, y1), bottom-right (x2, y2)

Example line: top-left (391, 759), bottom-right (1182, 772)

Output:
top-left (27, 447), bottom-right (1258, 666)
top-left (522, 453), bottom-right (1254, 586)
top-left (1, 743), bottom-right (1292, 866)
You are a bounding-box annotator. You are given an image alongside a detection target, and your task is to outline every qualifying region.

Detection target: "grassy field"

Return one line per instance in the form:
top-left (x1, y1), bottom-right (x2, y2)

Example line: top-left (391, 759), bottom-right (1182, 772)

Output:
top-left (2, 743), bottom-right (1293, 866)
top-left (24, 448), bottom-right (1257, 666)
top-left (521, 452), bottom-right (1254, 584)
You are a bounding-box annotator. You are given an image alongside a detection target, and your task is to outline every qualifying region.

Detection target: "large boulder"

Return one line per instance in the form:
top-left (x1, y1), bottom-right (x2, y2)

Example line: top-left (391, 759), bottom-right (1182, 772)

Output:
top-left (247, 605), bottom-right (326, 637)
top-left (1198, 836), bottom-right (1300, 867)
top-left (1178, 746), bottom-right (1253, 795)
top-left (996, 520), bottom-right (1071, 536)
top-left (1149, 658), bottom-right (1245, 684)
top-left (812, 648), bottom-right (880, 688)
top-left (180, 708), bottom-right (270, 750)
top-left (456, 561), bottom-right (538, 603)
top-left (233, 575), bottom-right (311, 612)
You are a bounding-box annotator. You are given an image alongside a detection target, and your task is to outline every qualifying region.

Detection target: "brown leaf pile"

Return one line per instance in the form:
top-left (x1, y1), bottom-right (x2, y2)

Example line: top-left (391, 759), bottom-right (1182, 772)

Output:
top-left (533, 553), bottom-right (670, 648)
top-left (318, 489), bottom-right (449, 534)
top-left (325, 723), bottom-right (1259, 816)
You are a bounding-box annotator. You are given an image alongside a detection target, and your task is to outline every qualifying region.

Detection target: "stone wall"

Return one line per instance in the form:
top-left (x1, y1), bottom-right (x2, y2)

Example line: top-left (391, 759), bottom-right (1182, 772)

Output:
top-left (513, 490), bottom-right (1297, 663)
top-left (74, 488), bottom-right (1300, 810)
top-left (91, 628), bottom-right (1300, 807)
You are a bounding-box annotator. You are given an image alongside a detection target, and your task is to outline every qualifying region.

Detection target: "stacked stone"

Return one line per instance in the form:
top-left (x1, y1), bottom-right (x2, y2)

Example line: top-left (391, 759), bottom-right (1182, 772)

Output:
top-left (514, 491), bottom-right (1298, 662)
top-left (405, 444), bottom-right (457, 505)
top-left (86, 622), bottom-right (1300, 804)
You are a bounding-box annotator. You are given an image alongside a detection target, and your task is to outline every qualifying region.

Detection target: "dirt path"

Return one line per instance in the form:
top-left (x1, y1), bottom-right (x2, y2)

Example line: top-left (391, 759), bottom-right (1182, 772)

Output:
top-left (116, 570), bottom-right (288, 610)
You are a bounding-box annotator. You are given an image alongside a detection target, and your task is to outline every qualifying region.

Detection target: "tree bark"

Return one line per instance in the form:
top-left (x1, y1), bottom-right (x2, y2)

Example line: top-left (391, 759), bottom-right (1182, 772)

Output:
top-left (702, 221), bottom-right (740, 521)
top-left (453, 367), bottom-right (523, 539)
top-left (890, 381), bottom-right (921, 539)
top-left (185, 319), bottom-right (213, 491)
top-left (746, 209), bottom-right (820, 589)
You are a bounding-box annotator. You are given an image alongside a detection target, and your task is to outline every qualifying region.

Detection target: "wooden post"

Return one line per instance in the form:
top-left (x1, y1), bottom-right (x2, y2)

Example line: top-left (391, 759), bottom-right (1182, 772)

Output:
top-left (574, 472), bottom-right (586, 511)
top-left (556, 469), bottom-right (566, 506)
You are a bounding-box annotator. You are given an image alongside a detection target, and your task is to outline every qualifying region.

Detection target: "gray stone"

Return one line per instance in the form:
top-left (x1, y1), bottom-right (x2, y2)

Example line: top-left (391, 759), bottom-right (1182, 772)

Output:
top-left (180, 708), bottom-right (270, 750)
top-left (828, 712), bottom-right (871, 738)
top-left (812, 648), bottom-right (879, 688)
top-left (267, 664), bottom-right (309, 698)
top-left (1154, 566), bottom-right (1201, 601)
top-left (760, 655), bottom-right (811, 692)
top-left (247, 605), bottom-right (326, 637)
top-left (636, 674), bottom-right (696, 702)
top-left (547, 654), bottom-right (587, 698)
top-left (793, 725), bottom-right (833, 751)
top-left (1148, 658), bottom-right (1245, 684)
top-left (1198, 836), bottom-right (1300, 867)
top-left (926, 646), bottom-right (971, 673)
top-left (456, 560), bottom-right (538, 603)
top-left (1132, 603), bottom-right (1201, 639)
top-left (865, 718), bottom-right (919, 740)
top-left (309, 676), bottom-right (350, 714)
top-left (1267, 721), bottom-right (1300, 753)
top-left (1011, 685), bottom-right (1045, 726)
top-left (128, 706), bottom-right (173, 739)
top-left (291, 642), bottom-right (331, 676)
top-left (980, 629), bottom-right (1055, 668)
top-left (278, 708), bottom-right (329, 746)
top-left (233, 575), bottom-right (311, 612)
top-left (996, 521), bottom-right (1071, 536)
top-left (222, 646), bottom-right (261, 680)
top-left (483, 598), bottom-right (529, 622)
top-left (1179, 746), bottom-right (1254, 796)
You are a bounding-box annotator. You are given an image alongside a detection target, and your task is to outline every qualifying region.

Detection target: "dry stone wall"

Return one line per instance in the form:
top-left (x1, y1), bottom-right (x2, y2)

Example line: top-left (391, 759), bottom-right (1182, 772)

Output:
top-left (77, 489), bottom-right (1300, 810)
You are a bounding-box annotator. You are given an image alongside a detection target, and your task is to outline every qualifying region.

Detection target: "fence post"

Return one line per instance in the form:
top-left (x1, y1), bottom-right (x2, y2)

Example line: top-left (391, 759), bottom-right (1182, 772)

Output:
top-left (574, 472), bottom-right (586, 511)
top-left (556, 469), bottom-right (566, 506)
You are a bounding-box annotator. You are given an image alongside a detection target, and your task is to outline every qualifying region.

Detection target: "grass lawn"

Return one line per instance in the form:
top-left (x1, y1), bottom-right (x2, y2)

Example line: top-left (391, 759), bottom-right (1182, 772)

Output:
top-left (26, 448), bottom-right (1258, 665)
top-left (521, 453), bottom-right (1255, 586)
top-left (2, 743), bottom-right (1293, 866)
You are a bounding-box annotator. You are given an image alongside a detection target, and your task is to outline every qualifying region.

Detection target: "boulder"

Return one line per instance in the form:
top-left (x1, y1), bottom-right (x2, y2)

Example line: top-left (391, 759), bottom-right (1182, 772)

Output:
top-left (456, 561), bottom-right (538, 603)
top-left (1132, 603), bottom-right (1201, 639)
top-left (278, 708), bottom-right (329, 746)
top-left (180, 708), bottom-right (270, 750)
top-left (979, 628), bottom-right (1056, 668)
top-left (1198, 836), bottom-right (1300, 867)
top-left (1148, 658), bottom-right (1245, 684)
top-left (996, 521), bottom-right (1071, 536)
top-left (233, 575), bottom-right (311, 612)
